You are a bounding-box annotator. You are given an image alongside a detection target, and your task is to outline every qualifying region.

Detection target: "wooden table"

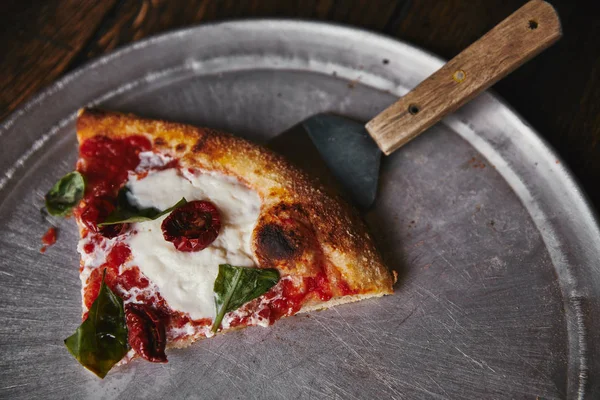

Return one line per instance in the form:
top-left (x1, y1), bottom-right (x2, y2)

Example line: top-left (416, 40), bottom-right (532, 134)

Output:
top-left (2, 0), bottom-right (599, 211)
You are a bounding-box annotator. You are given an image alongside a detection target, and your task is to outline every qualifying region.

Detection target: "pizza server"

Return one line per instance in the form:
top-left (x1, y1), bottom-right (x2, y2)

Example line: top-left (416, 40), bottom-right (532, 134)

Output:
top-left (278, 0), bottom-right (562, 209)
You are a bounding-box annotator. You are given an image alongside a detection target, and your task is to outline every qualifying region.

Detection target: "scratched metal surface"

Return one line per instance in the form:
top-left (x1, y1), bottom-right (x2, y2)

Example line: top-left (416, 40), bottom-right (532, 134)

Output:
top-left (0, 21), bottom-right (599, 400)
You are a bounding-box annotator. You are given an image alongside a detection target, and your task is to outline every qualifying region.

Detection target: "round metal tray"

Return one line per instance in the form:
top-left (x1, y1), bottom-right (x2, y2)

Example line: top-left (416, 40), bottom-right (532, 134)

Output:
top-left (0, 21), bottom-right (598, 399)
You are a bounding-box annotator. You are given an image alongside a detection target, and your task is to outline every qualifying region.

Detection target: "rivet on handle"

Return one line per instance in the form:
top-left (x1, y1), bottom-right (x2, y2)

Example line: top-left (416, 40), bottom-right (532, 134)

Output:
top-left (453, 70), bottom-right (466, 83)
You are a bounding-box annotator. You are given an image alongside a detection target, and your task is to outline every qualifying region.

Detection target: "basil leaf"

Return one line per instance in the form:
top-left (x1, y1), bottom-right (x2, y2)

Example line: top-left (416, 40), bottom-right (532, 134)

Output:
top-left (98, 187), bottom-right (187, 226)
top-left (45, 171), bottom-right (85, 216)
top-left (212, 264), bottom-right (280, 333)
top-left (64, 271), bottom-right (129, 378)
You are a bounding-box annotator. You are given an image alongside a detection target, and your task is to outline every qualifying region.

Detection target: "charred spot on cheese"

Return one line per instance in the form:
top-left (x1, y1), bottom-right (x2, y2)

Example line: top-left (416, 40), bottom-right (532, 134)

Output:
top-left (175, 143), bottom-right (186, 152)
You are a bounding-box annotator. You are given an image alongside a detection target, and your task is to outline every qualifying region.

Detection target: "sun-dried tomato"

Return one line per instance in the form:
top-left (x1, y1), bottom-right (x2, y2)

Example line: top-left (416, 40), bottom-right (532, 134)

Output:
top-left (161, 200), bottom-right (221, 252)
top-left (125, 303), bottom-right (167, 363)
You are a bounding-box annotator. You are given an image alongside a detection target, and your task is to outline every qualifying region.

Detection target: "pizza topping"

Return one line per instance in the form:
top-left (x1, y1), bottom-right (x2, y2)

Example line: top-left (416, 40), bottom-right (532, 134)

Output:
top-left (77, 135), bottom-right (151, 199)
top-left (125, 303), bottom-right (167, 363)
top-left (64, 271), bottom-right (129, 379)
top-left (123, 168), bottom-right (259, 321)
top-left (212, 264), bottom-right (280, 333)
top-left (72, 135), bottom-right (151, 236)
top-left (161, 200), bottom-right (221, 252)
top-left (45, 171), bottom-right (85, 216)
top-left (222, 270), bottom-right (339, 329)
top-left (78, 197), bottom-right (127, 238)
top-left (99, 187), bottom-right (187, 227)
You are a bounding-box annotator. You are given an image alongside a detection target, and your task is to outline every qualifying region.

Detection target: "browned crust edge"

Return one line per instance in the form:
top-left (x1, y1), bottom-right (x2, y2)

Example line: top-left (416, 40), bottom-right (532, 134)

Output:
top-left (76, 108), bottom-right (394, 297)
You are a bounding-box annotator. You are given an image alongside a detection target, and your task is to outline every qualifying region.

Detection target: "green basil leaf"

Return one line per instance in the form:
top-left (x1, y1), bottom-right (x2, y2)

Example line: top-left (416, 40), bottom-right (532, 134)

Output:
top-left (45, 171), bottom-right (85, 216)
top-left (98, 187), bottom-right (187, 226)
top-left (212, 264), bottom-right (280, 333)
top-left (64, 271), bottom-right (129, 378)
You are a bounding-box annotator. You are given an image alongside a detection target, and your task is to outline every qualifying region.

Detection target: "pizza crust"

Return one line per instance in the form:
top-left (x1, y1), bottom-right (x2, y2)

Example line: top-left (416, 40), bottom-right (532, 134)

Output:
top-left (76, 108), bottom-right (395, 307)
top-left (162, 292), bottom-right (389, 352)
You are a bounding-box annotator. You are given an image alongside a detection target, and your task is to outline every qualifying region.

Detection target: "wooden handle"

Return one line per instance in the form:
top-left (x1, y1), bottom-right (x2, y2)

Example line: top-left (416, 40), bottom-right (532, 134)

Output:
top-left (365, 0), bottom-right (562, 155)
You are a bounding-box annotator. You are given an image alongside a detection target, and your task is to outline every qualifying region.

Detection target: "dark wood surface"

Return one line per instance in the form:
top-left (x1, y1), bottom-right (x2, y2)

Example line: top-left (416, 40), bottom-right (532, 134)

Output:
top-left (1, 0), bottom-right (599, 212)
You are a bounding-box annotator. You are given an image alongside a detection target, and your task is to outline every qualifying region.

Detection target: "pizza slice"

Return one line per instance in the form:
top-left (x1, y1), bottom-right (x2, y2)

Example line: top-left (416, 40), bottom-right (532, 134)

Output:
top-left (46, 108), bottom-right (395, 378)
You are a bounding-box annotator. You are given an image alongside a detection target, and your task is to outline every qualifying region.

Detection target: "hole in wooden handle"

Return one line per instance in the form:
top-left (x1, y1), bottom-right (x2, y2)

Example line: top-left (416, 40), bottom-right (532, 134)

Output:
top-left (528, 19), bottom-right (538, 30)
top-left (408, 104), bottom-right (420, 115)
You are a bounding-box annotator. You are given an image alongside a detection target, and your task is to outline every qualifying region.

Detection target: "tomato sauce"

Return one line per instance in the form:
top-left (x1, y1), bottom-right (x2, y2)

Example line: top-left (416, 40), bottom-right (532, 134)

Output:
top-left (40, 226), bottom-right (57, 253)
top-left (228, 272), bottom-right (334, 328)
top-left (77, 135), bottom-right (151, 198)
top-left (337, 280), bottom-right (359, 296)
top-left (74, 135), bottom-right (151, 231)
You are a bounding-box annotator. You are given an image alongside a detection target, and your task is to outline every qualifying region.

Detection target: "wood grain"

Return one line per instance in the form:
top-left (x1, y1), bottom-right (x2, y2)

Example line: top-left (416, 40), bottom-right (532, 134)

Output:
top-left (0, 0), bottom-right (117, 120)
top-left (66, 0), bottom-right (401, 71)
top-left (0, 0), bottom-right (599, 210)
top-left (366, 0), bottom-right (562, 155)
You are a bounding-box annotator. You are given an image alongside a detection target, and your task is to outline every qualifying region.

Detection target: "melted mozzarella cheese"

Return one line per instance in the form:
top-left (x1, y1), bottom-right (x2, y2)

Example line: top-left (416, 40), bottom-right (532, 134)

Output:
top-left (124, 167), bottom-right (261, 321)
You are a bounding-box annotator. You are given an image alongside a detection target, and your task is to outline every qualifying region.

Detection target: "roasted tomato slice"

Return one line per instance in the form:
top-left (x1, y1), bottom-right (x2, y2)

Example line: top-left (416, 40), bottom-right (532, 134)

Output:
top-left (125, 303), bottom-right (167, 363)
top-left (161, 200), bottom-right (221, 252)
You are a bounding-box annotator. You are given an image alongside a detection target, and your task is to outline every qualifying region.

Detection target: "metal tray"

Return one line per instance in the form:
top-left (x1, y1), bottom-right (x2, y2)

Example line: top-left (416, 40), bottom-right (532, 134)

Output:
top-left (0, 21), bottom-right (598, 399)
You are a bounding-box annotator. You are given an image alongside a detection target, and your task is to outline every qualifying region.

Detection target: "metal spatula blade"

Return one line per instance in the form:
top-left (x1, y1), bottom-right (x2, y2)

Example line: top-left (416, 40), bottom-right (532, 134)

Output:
top-left (302, 114), bottom-right (381, 209)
